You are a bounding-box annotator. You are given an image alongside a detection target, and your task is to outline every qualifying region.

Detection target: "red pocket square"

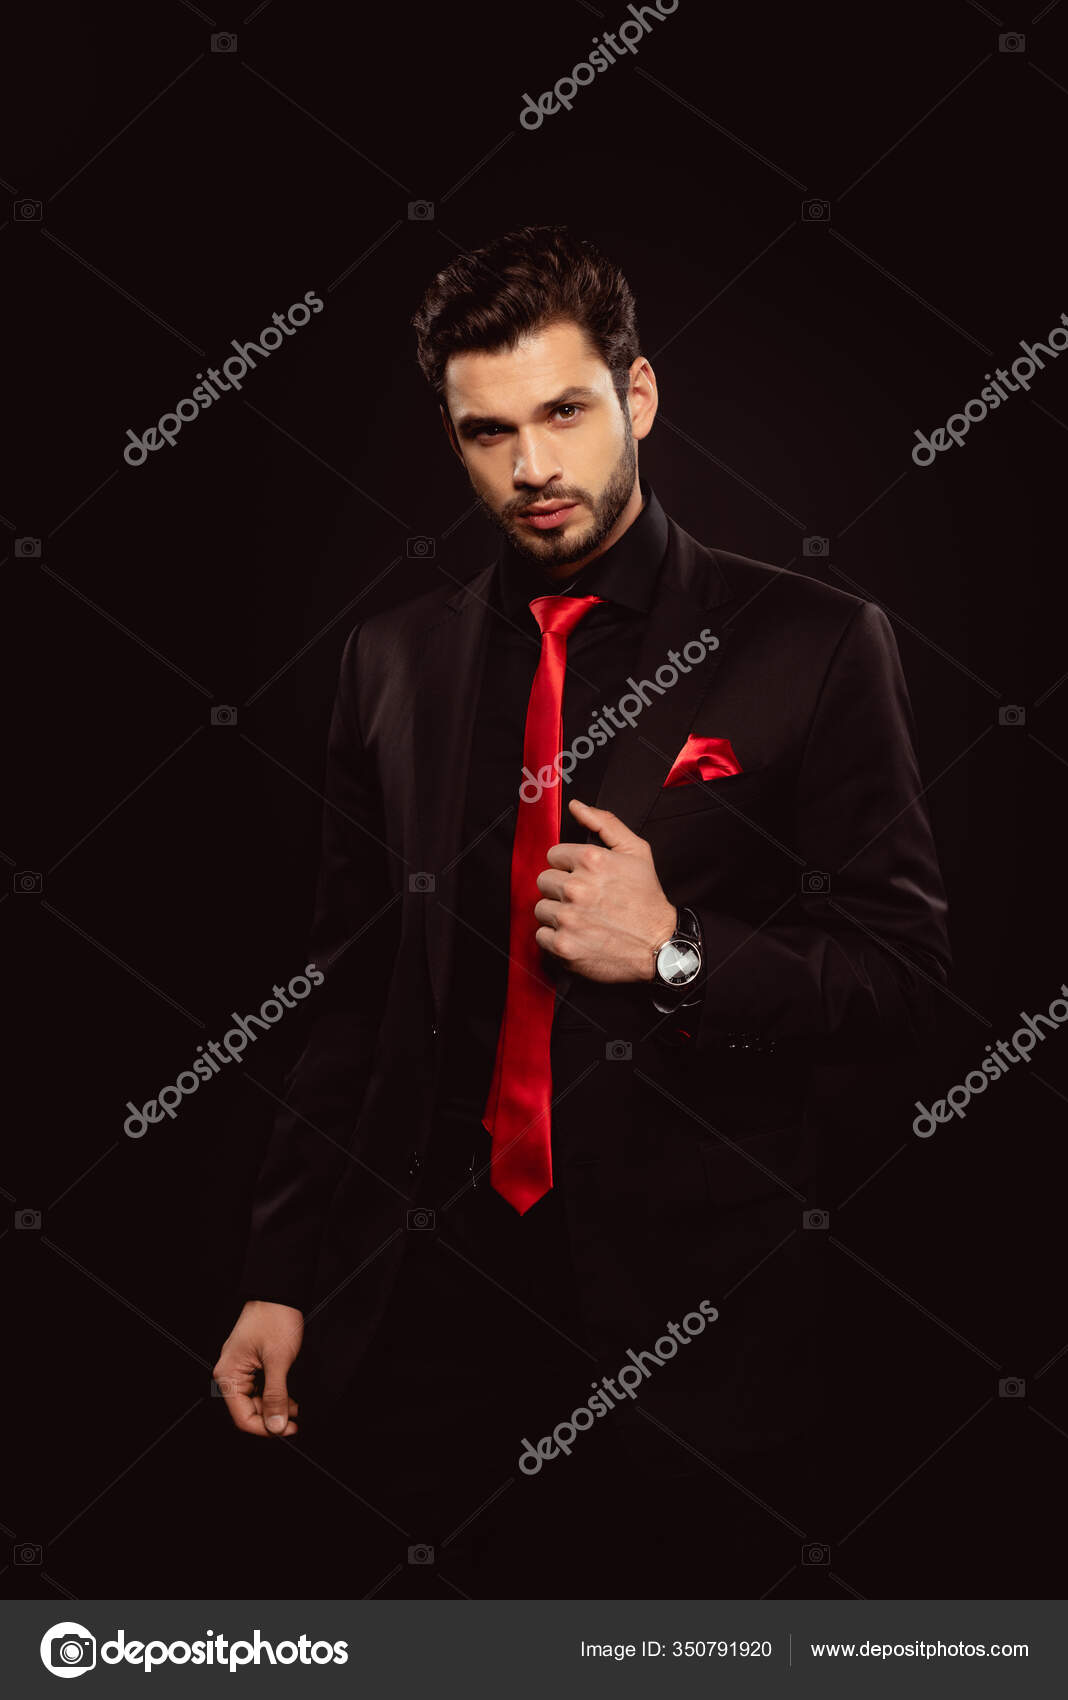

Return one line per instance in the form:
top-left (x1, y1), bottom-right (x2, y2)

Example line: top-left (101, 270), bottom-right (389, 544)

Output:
top-left (663, 735), bottom-right (743, 788)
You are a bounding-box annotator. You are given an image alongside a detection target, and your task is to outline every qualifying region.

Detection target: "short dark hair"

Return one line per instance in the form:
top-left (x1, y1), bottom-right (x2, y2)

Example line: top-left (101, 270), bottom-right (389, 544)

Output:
top-left (411, 224), bottom-right (640, 415)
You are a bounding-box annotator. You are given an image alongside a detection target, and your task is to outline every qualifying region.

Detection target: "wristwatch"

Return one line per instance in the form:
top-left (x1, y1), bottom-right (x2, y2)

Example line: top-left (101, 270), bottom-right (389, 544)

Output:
top-left (650, 906), bottom-right (705, 1015)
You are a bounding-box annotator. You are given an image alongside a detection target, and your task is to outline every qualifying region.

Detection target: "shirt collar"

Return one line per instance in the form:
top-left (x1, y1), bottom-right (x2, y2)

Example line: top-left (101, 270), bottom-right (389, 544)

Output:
top-left (497, 475), bottom-right (668, 626)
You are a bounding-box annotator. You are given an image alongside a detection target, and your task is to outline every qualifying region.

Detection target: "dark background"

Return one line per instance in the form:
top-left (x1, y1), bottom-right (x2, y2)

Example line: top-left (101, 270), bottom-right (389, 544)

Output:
top-left (3, 0), bottom-right (1067, 1601)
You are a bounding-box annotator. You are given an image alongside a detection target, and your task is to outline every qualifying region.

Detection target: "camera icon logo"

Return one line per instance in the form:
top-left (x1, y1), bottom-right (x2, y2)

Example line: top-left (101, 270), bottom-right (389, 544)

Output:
top-left (409, 871), bottom-right (436, 892)
top-left (999, 32), bottom-right (1025, 52)
top-left (407, 1208), bottom-right (436, 1232)
top-left (801, 199), bottom-right (830, 222)
top-left (211, 1376), bottom-right (238, 1397)
top-left (605, 1040), bottom-right (632, 1061)
top-left (803, 1209), bottom-right (829, 1230)
top-left (408, 201), bottom-right (435, 221)
top-left (802, 536), bottom-right (829, 557)
top-left (998, 1377), bottom-right (1025, 1398)
top-left (15, 1541), bottom-right (43, 1564)
top-left (16, 1208), bottom-right (42, 1230)
top-left (16, 536), bottom-right (42, 557)
top-left (998, 705), bottom-right (1025, 727)
top-left (210, 705), bottom-right (237, 727)
top-left (40, 1621), bottom-right (97, 1677)
top-left (211, 32), bottom-right (238, 52)
top-left (408, 1543), bottom-right (435, 1564)
top-left (802, 1541), bottom-right (830, 1565)
top-left (14, 870), bottom-right (43, 895)
top-left (406, 535), bottom-right (436, 558)
top-left (14, 198), bottom-right (43, 221)
top-left (801, 870), bottom-right (830, 895)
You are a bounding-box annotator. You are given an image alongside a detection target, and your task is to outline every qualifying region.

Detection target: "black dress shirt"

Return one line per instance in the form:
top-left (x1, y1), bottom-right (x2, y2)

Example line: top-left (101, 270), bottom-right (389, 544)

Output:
top-left (433, 475), bottom-right (670, 1136)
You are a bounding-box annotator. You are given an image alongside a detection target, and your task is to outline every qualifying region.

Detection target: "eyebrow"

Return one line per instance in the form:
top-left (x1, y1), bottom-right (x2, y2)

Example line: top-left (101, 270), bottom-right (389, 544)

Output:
top-left (453, 384), bottom-right (602, 436)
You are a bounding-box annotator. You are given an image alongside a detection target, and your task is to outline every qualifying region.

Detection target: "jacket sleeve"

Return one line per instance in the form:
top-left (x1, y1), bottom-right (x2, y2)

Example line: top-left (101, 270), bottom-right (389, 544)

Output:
top-left (690, 599), bottom-right (951, 1052)
top-left (238, 622), bottom-right (400, 1310)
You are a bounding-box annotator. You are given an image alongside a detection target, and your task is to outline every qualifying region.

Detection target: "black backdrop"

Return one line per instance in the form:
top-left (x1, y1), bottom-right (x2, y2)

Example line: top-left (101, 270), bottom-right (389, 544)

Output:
top-left (4, 0), bottom-right (1067, 1601)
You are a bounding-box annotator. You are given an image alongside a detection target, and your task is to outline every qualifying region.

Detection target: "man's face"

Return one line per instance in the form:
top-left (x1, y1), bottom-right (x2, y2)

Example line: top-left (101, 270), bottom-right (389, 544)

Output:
top-left (441, 319), bottom-right (655, 574)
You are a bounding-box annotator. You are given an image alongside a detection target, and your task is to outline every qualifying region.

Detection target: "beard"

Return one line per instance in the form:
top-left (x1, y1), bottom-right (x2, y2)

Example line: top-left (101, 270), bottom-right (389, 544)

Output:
top-left (477, 425), bottom-right (638, 572)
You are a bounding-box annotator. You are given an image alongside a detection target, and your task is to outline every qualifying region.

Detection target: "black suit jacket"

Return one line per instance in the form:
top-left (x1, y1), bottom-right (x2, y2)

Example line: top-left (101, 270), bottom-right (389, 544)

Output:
top-left (240, 512), bottom-right (950, 1450)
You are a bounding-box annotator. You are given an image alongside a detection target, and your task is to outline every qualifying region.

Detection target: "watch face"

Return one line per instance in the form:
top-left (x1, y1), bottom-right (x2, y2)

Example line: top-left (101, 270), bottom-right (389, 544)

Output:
top-left (656, 939), bottom-right (701, 986)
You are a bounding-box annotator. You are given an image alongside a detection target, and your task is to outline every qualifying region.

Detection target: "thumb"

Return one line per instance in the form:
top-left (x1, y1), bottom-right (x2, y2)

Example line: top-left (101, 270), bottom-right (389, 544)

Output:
top-left (567, 798), bottom-right (636, 850)
top-left (261, 1356), bottom-right (290, 1435)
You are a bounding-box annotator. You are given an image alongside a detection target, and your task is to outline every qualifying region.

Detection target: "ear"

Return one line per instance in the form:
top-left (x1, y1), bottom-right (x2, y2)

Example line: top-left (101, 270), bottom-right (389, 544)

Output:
top-left (440, 402), bottom-right (464, 464)
top-left (626, 356), bottom-right (658, 443)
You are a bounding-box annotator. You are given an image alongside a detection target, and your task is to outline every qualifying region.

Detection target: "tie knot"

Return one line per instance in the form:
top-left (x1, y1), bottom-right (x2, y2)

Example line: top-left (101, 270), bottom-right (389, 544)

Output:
top-left (529, 593), bottom-right (603, 640)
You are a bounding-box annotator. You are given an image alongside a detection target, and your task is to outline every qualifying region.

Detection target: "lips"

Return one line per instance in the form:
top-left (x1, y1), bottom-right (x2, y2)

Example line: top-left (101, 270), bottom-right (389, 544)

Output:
top-left (518, 501), bottom-right (579, 530)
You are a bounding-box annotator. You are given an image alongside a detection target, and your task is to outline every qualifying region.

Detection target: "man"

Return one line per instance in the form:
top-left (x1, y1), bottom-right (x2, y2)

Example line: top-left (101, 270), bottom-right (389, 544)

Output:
top-left (214, 225), bottom-right (950, 1597)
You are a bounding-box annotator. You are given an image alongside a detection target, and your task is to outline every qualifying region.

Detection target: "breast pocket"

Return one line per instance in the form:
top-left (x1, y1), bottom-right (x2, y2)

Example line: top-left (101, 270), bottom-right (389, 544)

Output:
top-left (642, 767), bottom-right (765, 824)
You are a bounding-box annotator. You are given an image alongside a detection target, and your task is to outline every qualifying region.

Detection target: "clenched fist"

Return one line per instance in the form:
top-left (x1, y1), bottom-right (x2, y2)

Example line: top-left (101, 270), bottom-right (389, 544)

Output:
top-left (213, 1299), bottom-right (303, 1438)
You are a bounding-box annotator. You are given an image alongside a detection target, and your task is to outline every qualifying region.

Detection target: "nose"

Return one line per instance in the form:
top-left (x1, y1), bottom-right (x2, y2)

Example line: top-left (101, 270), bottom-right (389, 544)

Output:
top-left (512, 425), bottom-right (563, 492)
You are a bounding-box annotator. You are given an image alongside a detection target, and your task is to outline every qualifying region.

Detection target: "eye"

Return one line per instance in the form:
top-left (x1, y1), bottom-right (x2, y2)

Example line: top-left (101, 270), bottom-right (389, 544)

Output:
top-left (554, 404), bottom-right (581, 421)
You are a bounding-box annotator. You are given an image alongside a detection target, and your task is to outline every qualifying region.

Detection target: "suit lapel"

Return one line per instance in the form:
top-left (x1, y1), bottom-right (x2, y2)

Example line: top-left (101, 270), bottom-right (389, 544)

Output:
top-left (587, 519), bottom-right (732, 832)
top-left (414, 563), bottom-right (496, 1022)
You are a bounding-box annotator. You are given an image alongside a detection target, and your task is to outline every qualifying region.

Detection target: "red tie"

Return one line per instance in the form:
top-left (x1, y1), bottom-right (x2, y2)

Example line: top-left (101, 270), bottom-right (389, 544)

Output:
top-left (482, 593), bottom-right (603, 1213)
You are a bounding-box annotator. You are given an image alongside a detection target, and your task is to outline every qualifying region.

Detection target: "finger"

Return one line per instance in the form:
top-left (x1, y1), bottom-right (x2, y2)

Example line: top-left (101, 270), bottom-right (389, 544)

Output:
top-left (250, 1392), bottom-right (298, 1420)
top-left (261, 1356), bottom-right (292, 1436)
top-left (567, 798), bottom-right (637, 849)
top-left (247, 1389), bottom-right (298, 1430)
top-left (535, 868), bottom-right (568, 899)
top-left (220, 1386), bottom-right (275, 1437)
top-left (533, 898), bottom-right (563, 929)
top-left (544, 842), bottom-right (581, 871)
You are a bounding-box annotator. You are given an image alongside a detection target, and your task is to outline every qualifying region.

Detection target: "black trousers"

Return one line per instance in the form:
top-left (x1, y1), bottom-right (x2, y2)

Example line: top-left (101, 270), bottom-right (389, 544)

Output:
top-left (273, 1112), bottom-right (820, 1599)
